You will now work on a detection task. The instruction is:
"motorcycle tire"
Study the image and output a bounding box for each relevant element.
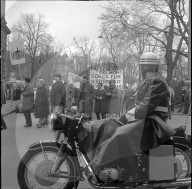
[174,143,191,179]
[17,146,79,189]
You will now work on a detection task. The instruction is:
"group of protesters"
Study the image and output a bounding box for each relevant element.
[9,73,136,128]
[2,71,190,130]
[49,74,136,122]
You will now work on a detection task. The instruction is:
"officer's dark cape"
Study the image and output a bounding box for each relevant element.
[78,116,176,169]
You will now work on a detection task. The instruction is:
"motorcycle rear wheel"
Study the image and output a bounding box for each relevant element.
[175,144,191,179]
[17,146,79,189]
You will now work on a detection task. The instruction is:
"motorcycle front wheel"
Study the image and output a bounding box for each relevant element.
[17,146,79,189]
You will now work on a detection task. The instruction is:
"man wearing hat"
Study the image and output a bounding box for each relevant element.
[50,73,66,113]
[21,78,34,127]
[96,52,175,181]
[77,75,94,120]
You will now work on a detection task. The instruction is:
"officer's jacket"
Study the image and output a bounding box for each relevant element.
[135,73,170,121]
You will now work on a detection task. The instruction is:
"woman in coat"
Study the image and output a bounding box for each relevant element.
[94,83,106,120]
[34,79,49,128]
[106,80,119,118]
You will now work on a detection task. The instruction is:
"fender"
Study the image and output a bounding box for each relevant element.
[173,136,191,149]
[27,140,75,156]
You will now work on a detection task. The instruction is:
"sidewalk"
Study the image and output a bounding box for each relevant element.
[1,100,16,116]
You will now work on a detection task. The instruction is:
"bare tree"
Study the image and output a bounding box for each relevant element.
[11,12,54,78]
[99,3,159,82]
[73,36,94,69]
[99,0,189,82]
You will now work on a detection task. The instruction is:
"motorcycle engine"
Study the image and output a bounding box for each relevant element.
[98,168,120,182]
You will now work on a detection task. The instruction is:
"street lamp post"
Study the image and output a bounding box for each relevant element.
[15,47,22,81]
[188,0,191,79]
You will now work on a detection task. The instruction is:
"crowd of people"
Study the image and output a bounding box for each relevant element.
[1,73,137,129]
[1,64,191,130]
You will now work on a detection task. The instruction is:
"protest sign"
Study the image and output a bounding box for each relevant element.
[90,69,124,89]
[9,39,25,65]
[68,72,83,89]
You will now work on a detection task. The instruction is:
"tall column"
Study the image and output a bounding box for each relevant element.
[188,0,191,79]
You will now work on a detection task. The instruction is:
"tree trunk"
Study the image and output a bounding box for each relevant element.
[30,57,35,79]
[166,64,174,82]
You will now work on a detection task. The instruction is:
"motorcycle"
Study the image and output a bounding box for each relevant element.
[17,110,191,189]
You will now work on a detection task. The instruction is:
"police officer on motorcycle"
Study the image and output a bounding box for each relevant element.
[118,52,173,181]
[120,51,170,123]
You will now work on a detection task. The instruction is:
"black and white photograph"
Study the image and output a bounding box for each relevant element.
[1,0,191,189]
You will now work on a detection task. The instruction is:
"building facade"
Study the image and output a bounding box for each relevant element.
[1,0,11,77]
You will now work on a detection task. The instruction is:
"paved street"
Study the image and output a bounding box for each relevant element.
[1,112,191,189]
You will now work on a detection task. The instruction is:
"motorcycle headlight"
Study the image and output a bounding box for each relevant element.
[71,106,78,115]
[48,114,57,132]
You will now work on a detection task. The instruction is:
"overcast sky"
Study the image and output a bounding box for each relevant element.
[5,1,107,48]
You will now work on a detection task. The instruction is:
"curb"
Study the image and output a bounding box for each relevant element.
[171,113,190,116]
[2,109,36,117]
[2,110,16,117]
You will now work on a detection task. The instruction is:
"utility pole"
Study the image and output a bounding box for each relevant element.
[189,0,191,79]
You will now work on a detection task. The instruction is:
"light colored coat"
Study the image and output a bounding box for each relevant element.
[22,83,34,110]
[65,83,75,110]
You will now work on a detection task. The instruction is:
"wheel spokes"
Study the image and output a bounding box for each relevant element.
[24,151,70,189]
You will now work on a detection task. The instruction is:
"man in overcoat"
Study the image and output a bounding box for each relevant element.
[77,75,94,120]
[94,83,106,120]
[65,80,75,111]
[21,78,34,127]
[117,52,174,180]
[50,74,66,114]
[123,52,170,122]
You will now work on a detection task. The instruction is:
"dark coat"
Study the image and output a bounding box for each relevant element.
[73,87,79,106]
[94,89,104,113]
[35,85,49,118]
[65,83,75,110]
[106,86,119,113]
[22,83,34,110]
[78,82,94,113]
[13,87,22,101]
[78,116,175,170]
[101,88,110,114]
[50,81,65,106]
[135,73,170,121]
[1,84,6,106]
[123,89,135,110]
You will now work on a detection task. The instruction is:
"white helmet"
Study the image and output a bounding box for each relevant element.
[139,52,160,65]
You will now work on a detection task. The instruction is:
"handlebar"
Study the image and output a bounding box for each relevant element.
[56,113,85,123]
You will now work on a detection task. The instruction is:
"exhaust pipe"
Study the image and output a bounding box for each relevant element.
[139,178,191,188]
[88,177,191,188]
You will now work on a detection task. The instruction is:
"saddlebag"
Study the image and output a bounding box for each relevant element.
[148,145,175,181]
